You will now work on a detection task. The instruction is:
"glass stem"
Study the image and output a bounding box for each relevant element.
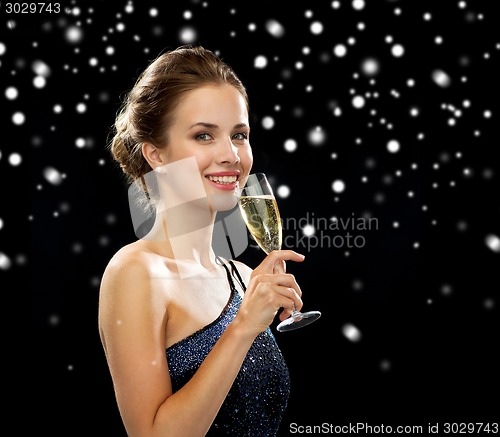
[290,305,302,319]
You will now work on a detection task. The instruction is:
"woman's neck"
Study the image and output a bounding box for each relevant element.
[142,208,218,270]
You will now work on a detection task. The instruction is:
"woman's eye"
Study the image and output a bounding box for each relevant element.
[233,132,248,141]
[196,133,212,141]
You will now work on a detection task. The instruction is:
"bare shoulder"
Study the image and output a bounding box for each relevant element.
[98,241,174,336]
[101,241,177,284]
[101,242,151,289]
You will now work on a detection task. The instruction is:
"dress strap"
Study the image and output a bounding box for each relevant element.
[228,260,247,292]
[215,255,247,293]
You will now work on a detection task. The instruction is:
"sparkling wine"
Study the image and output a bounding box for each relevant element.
[238,195,282,254]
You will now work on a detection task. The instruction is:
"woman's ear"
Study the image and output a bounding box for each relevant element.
[142,142,165,170]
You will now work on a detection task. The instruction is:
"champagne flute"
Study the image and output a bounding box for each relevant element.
[237,173,321,332]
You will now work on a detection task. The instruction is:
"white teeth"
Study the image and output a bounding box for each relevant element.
[207,175,237,183]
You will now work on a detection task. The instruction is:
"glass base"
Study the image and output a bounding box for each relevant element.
[276,310,322,332]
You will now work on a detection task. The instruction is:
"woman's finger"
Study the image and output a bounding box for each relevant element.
[275,287,303,319]
[274,259,286,274]
[257,250,305,274]
[255,273,303,298]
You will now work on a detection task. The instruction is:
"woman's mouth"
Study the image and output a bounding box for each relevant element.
[205,172,240,191]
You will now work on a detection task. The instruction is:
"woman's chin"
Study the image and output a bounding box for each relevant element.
[208,192,238,211]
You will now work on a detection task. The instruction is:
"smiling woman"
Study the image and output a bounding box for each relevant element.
[98,45,307,436]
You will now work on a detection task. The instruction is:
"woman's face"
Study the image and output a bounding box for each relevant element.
[159,84,253,200]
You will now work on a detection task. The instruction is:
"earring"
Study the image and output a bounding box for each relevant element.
[155,165,166,174]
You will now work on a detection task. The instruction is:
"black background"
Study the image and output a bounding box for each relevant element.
[2,0,498,434]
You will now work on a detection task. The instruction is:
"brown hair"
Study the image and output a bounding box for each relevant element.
[108,45,249,184]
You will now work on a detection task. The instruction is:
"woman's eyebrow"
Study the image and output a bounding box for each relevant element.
[188,122,250,130]
[188,122,219,130]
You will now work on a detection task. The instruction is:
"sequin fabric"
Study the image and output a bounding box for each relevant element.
[166,264,290,436]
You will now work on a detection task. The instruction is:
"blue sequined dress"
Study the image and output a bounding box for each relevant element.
[165,260,290,436]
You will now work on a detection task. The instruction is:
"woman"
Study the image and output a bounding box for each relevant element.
[98,45,305,436]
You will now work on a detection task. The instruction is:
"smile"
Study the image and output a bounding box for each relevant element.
[207,175,238,184]
[205,172,240,191]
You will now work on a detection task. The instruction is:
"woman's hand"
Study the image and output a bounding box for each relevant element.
[235,250,305,335]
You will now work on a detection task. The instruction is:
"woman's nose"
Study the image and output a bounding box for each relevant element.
[217,139,240,165]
